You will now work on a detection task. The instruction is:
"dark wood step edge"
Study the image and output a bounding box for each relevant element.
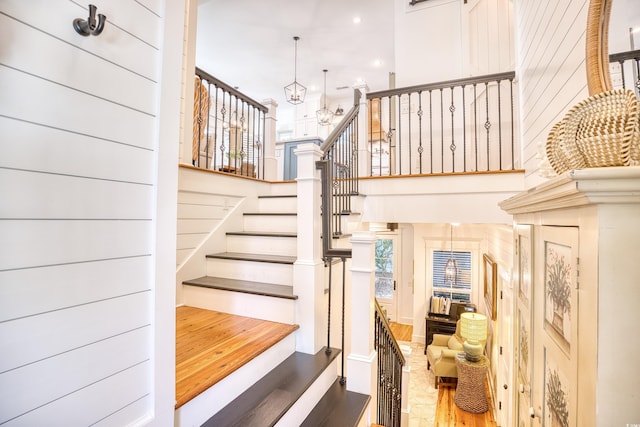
[258,194,296,199]
[226,231,297,238]
[202,347,341,427]
[300,378,371,427]
[183,276,297,300]
[206,252,296,264]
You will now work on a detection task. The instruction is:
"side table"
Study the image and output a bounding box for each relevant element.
[454,353,489,413]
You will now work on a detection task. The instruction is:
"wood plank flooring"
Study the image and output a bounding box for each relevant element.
[435,380,498,427]
[389,321,412,342]
[175,306,298,408]
[390,322,497,427]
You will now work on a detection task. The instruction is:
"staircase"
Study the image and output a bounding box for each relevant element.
[176,192,370,427]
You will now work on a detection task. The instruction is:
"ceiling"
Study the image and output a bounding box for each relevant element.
[195,0,396,111]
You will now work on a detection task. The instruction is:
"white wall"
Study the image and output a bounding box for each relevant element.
[394,0,463,87]
[514,0,590,188]
[0,0,181,424]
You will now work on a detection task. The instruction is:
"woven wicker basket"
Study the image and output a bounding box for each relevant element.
[546,89,640,174]
[571,89,639,168]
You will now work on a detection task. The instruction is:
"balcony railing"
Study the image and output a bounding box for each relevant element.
[193,67,268,178]
[609,49,640,96]
[366,72,517,176]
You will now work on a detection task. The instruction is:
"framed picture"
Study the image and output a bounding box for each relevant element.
[483,253,497,320]
[517,225,533,308]
[541,224,578,357]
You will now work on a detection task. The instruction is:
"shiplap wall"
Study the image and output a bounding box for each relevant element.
[515,0,589,187]
[0,0,167,424]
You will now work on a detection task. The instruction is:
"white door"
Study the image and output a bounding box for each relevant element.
[461,0,515,76]
[375,235,399,322]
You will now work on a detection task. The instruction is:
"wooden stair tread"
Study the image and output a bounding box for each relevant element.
[226,231,297,238]
[202,348,341,427]
[175,307,299,408]
[206,252,296,264]
[258,194,296,198]
[183,276,297,300]
[300,379,370,427]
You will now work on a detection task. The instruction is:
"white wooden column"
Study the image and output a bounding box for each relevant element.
[293,143,326,354]
[353,83,370,178]
[346,231,377,400]
[261,98,278,181]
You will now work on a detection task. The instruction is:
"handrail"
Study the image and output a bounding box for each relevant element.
[374,299,406,366]
[609,48,640,63]
[367,71,515,99]
[195,67,267,112]
[316,89,361,259]
[320,89,361,153]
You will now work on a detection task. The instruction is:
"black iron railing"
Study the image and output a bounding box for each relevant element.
[609,49,640,96]
[375,299,406,427]
[317,90,360,257]
[193,67,268,178]
[317,90,360,385]
[367,71,517,176]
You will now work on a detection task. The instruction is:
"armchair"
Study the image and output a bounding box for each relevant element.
[426,320,465,388]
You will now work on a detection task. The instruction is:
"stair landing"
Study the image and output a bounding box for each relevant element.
[175,306,299,408]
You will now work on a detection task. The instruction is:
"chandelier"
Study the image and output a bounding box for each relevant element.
[316,69,334,126]
[444,223,458,287]
[284,36,306,105]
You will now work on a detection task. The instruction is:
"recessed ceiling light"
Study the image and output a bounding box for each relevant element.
[373,59,383,67]
[353,16,361,24]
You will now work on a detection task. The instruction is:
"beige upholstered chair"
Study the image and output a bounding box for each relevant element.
[426,320,465,388]
[426,320,488,388]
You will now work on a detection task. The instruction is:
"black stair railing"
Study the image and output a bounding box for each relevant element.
[317,90,360,385]
[193,67,268,178]
[367,71,517,176]
[374,299,406,427]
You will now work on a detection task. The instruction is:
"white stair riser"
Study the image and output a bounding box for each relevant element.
[226,235,296,257]
[175,334,296,427]
[258,197,296,213]
[182,285,295,324]
[274,357,339,427]
[243,215,297,233]
[206,258,293,286]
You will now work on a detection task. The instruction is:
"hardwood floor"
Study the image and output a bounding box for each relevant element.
[390,322,497,427]
[175,306,298,408]
[435,381,498,427]
[389,321,412,342]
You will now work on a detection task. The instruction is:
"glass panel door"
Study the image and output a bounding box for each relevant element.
[375,237,397,322]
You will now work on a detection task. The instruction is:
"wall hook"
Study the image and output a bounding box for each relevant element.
[73,4,106,37]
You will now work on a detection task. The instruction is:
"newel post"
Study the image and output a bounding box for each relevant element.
[347,231,377,412]
[261,98,278,181]
[353,82,370,178]
[293,143,325,354]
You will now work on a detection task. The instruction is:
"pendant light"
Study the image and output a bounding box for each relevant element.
[444,223,458,290]
[316,69,334,126]
[284,36,306,105]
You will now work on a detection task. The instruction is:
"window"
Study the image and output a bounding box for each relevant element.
[432,250,472,303]
[375,238,394,299]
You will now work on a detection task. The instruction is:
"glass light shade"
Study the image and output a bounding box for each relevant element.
[284,81,306,105]
[444,257,458,284]
[460,312,487,362]
[316,107,334,126]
